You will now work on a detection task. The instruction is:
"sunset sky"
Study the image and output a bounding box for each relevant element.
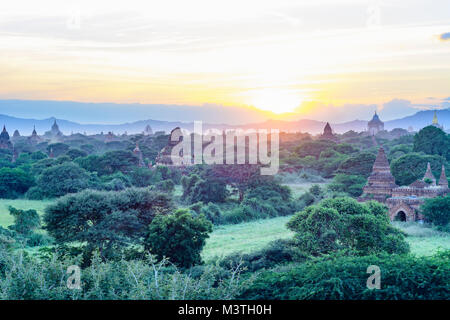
[0,0,449,123]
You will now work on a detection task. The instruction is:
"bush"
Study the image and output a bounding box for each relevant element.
[219,239,307,272]
[30,162,93,199]
[287,197,409,255]
[44,188,174,261]
[421,195,450,227]
[181,174,229,204]
[145,209,212,268]
[328,174,366,197]
[0,167,34,199]
[240,251,450,300]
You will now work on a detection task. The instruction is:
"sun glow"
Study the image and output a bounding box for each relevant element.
[247,89,303,114]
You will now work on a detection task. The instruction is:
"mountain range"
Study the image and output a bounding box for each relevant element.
[0,109,448,136]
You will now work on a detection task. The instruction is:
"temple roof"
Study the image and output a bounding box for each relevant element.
[439,165,448,187]
[409,179,427,188]
[372,147,390,170]
[368,112,384,126]
[323,122,332,134]
[422,162,436,185]
[0,125,10,141]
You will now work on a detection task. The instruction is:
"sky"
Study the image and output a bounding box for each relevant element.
[0,0,449,123]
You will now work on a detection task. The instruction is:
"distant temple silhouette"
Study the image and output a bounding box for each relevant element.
[320,122,337,141]
[367,111,384,135]
[431,110,444,130]
[0,126,13,150]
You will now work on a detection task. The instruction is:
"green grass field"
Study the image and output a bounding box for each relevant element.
[202,216,294,261]
[0,199,53,227]
[282,182,328,198]
[0,199,448,260]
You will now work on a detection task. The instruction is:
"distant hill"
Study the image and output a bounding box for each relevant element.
[384,109,450,132]
[0,109,448,136]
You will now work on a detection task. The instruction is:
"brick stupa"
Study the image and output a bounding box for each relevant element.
[360,147,397,202]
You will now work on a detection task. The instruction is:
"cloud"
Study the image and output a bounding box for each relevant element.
[440,32,450,41]
[379,99,420,120]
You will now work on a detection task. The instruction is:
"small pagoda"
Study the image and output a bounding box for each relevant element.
[320,122,337,141]
[359,147,397,203]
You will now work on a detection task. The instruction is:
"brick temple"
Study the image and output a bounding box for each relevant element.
[359,147,449,221]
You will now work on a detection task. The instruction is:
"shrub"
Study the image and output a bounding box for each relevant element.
[287,197,409,255]
[145,209,212,268]
[44,188,174,261]
[421,195,450,227]
[30,162,93,199]
[219,239,307,273]
[0,167,34,199]
[240,251,450,300]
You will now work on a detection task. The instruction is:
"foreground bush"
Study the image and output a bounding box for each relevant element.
[240,251,450,300]
[44,188,174,261]
[145,209,212,268]
[421,195,450,227]
[0,248,249,300]
[287,197,409,255]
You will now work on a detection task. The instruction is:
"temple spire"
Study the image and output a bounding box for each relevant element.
[422,162,436,185]
[439,165,448,187]
[433,110,438,125]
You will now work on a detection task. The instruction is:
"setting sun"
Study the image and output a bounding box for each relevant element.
[247,89,303,114]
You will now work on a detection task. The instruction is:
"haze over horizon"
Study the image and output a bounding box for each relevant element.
[0,0,449,123]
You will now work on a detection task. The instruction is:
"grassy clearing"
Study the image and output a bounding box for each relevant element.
[202,216,294,262]
[0,199,53,227]
[282,182,329,198]
[393,221,450,256]
[1,199,447,260]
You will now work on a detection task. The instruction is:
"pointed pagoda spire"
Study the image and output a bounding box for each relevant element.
[433,110,438,125]
[439,165,448,187]
[422,162,436,185]
[2,125,6,132]
[372,147,391,172]
[32,125,37,135]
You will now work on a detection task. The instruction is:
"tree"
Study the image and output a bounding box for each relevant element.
[145,209,212,268]
[44,188,173,260]
[46,143,70,157]
[209,164,259,201]
[287,197,409,255]
[0,167,34,198]
[29,162,93,199]
[421,195,450,226]
[414,126,450,160]
[296,140,336,159]
[336,152,376,177]
[391,153,445,185]
[181,174,229,204]
[66,149,88,160]
[8,206,40,235]
[328,174,366,197]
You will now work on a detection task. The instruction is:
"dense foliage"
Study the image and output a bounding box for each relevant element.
[240,251,450,300]
[145,209,212,268]
[44,188,174,260]
[421,195,450,227]
[287,197,409,255]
